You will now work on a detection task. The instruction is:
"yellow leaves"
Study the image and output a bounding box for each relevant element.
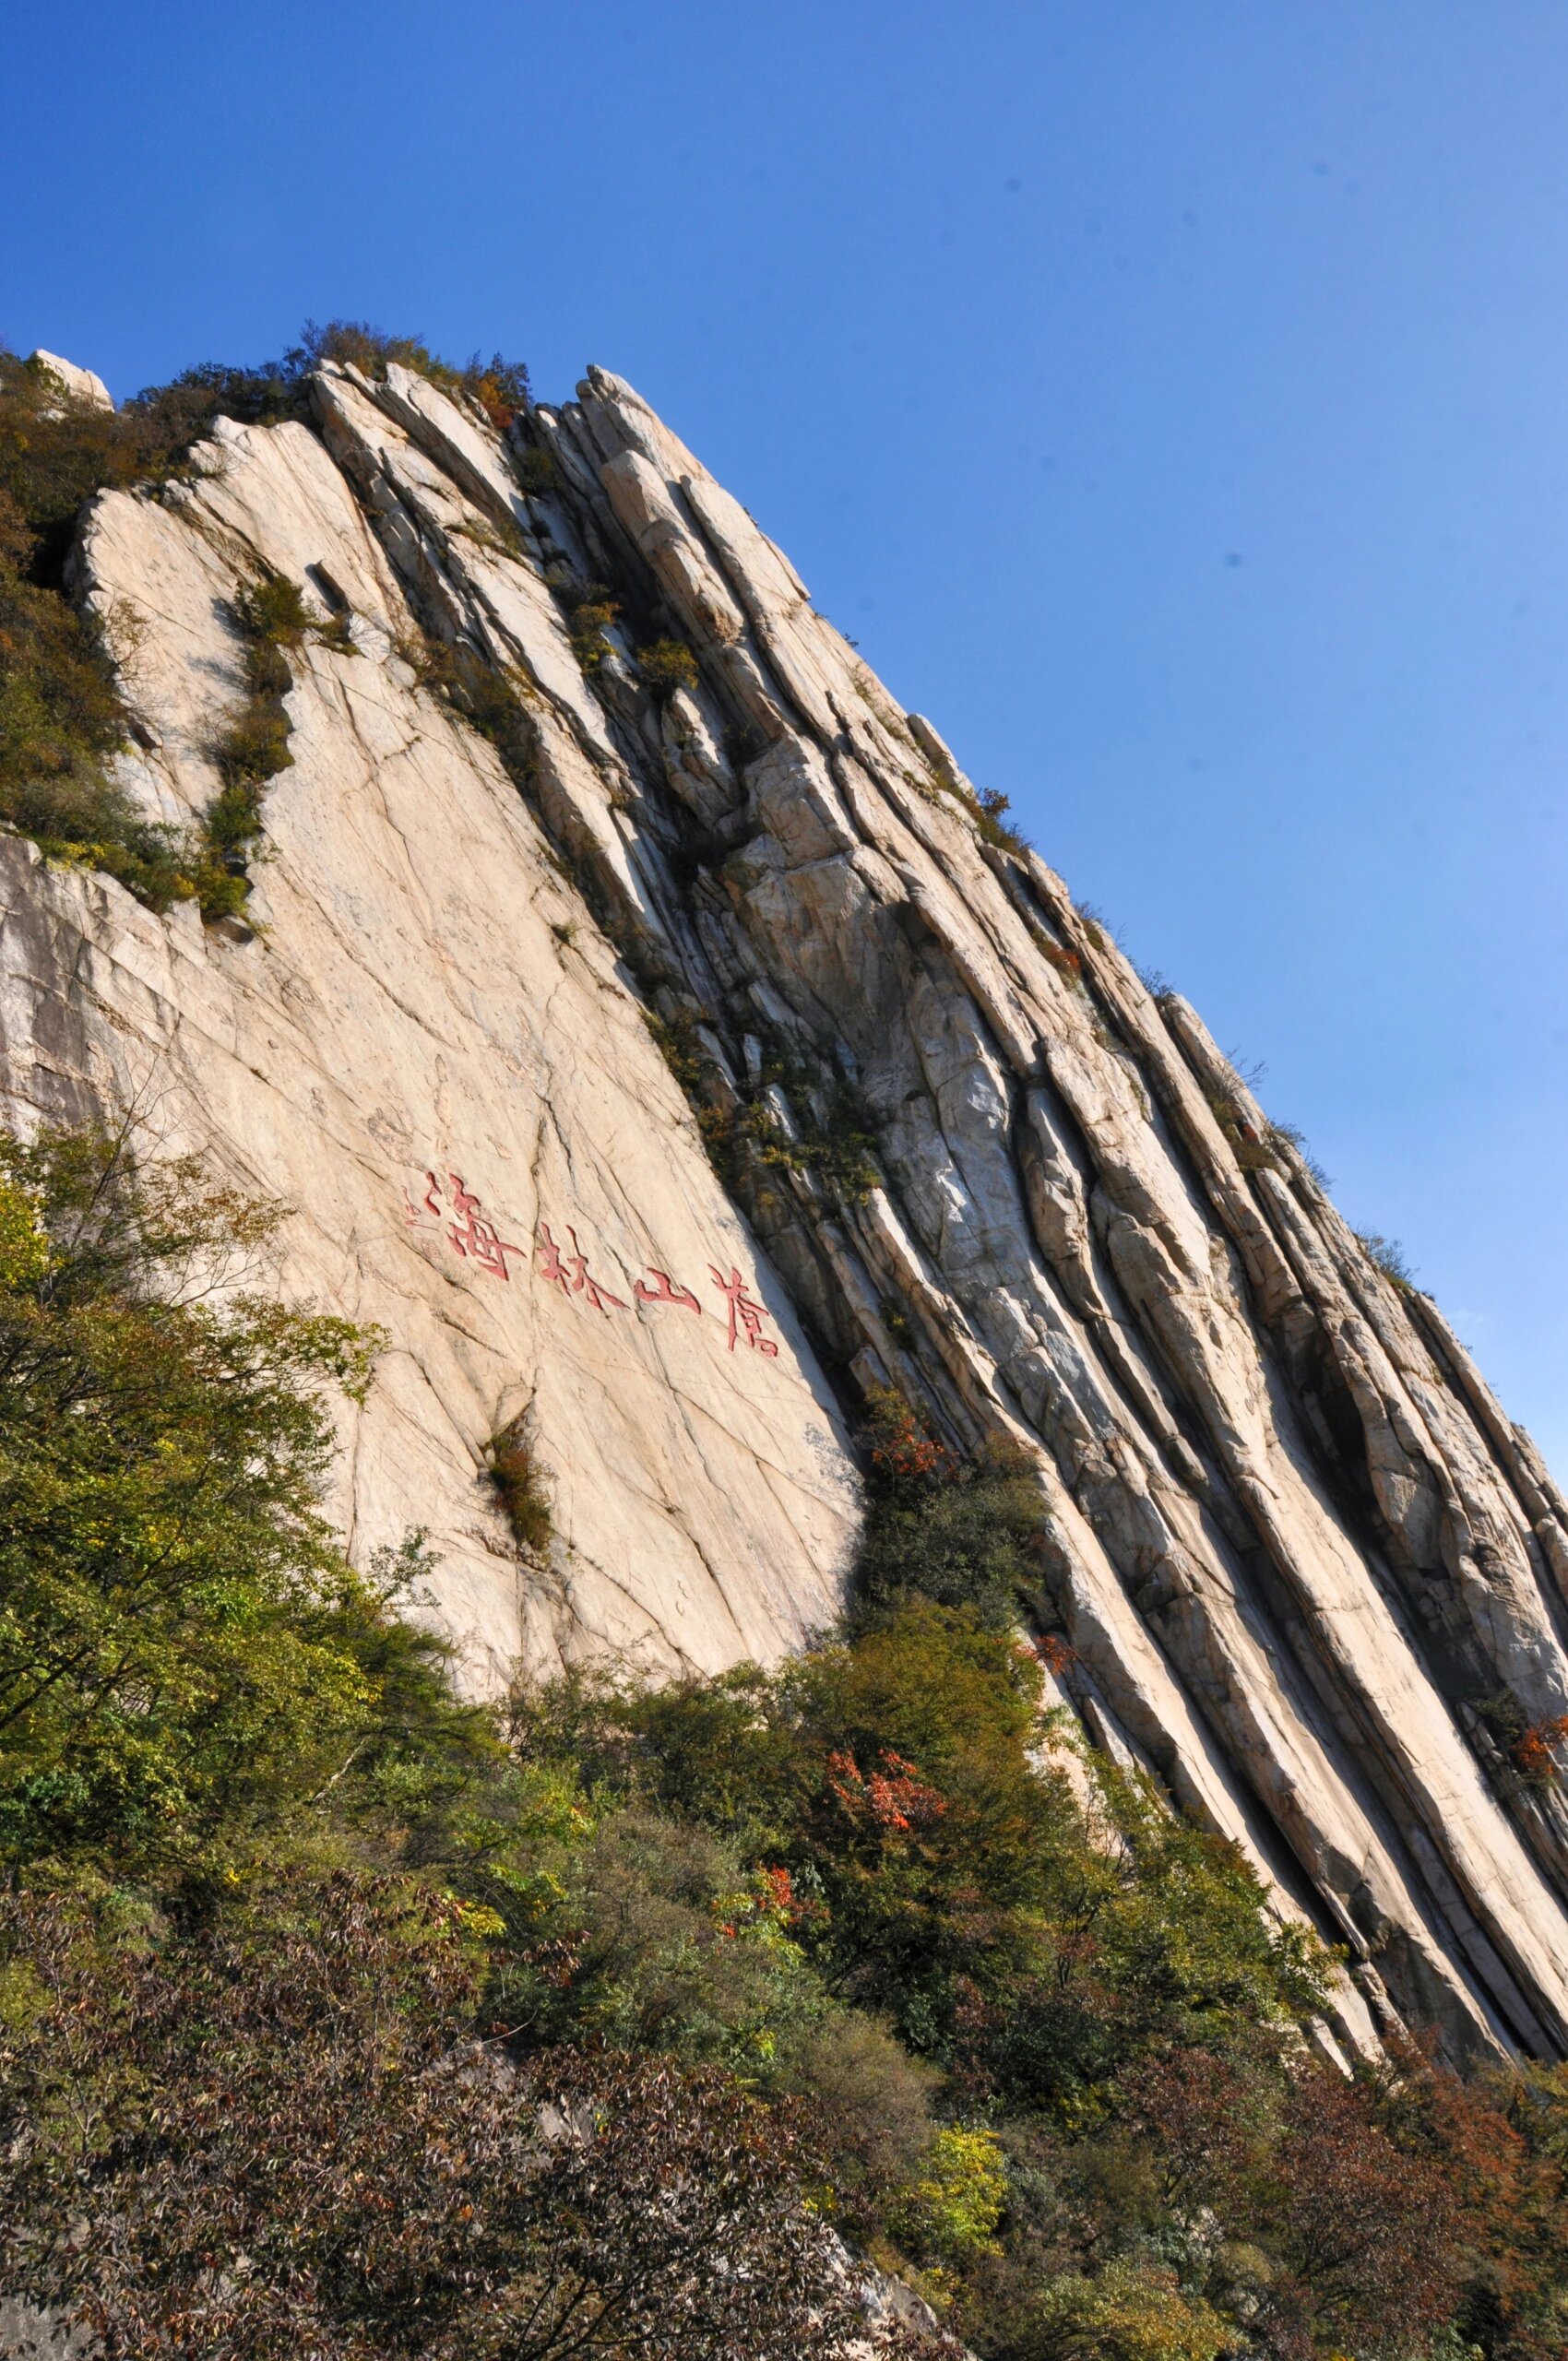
[452,1901,506,1940]
[0,1174,51,1292]
[891,2123,1007,2260]
[1027,2260,1231,2361]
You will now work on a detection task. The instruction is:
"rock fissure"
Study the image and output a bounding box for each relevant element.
[2,352,1565,2061]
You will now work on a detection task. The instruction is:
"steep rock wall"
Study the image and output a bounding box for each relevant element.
[0,401,856,1686]
[3,353,1567,2066]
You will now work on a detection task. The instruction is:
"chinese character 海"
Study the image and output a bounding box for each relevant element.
[537,1221,630,1313]
[445,1173,527,1282]
[708,1264,778,1356]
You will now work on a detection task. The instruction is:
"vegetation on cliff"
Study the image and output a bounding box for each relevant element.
[0,327,528,921]
[0,1125,1565,2358]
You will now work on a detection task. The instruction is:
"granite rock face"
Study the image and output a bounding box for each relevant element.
[4,354,1568,2066]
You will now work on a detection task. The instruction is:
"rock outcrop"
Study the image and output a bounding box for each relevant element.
[5,350,1568,2068]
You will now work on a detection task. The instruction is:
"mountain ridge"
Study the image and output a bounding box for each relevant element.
[3,338,1567,2071]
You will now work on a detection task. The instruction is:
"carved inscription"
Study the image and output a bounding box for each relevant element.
[401,1170,778,1358]
[708,1264,779,1357]
[404,1170,526,1280]
[537,1220,631,1313]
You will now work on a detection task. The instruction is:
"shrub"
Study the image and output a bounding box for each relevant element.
[855,1391,1046,1627]
[568,589,621,673]
[968,785,1030,855]
[1355,1229,1418,1292]
[0,1874,868,2361]
[486,1423,553,1559]
[637,636,700,698]
[1205,1089,1277,1171]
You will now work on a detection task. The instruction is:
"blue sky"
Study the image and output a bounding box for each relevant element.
[6,2,1567,1469]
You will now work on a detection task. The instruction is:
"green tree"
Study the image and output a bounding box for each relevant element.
[0,1121,475,1883]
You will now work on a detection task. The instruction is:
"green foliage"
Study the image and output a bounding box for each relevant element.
[0,1122,431,1883]
[637,635,700,697]
[1,1116,1565,2360]
[199,569,354,917]
[856,1391,1048,1626]
[892,2123,1008,2261]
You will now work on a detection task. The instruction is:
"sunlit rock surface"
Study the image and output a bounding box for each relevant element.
[4,352,1568,2065]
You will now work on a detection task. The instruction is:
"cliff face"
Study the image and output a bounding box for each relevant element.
[5,353,1568,2069]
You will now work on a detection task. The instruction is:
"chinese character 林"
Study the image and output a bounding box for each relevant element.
[537,1221,631,1313]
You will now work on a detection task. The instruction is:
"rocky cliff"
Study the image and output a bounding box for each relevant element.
[5,349,1568,2070]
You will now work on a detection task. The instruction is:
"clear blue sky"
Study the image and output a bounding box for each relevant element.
[6,3,1566,1471]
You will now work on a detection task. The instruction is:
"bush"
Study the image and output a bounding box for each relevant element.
[0,1874,866,2361]
[1355,1228,1418,1292]
[637,636,700,697]
[0,1122,446,1882]
[487,1423,553,1558]
[856,1391,1047,1626]
[568,588,621,672]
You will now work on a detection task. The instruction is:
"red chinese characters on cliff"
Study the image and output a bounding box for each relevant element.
[536,1221,630,1314]
[708,1264,779,1357]
[633,1267,702,1313]
[403,1170,779,1361]
[404,1171,526,1282]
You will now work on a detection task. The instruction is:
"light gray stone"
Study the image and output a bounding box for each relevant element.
[6,351,1567,2066]
[28,350,113,411]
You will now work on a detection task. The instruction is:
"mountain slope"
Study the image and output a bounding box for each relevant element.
[3,347,1567,2064]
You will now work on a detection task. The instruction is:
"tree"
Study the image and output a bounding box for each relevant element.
[0,1875,894,2360]
[0,1122,479,1882]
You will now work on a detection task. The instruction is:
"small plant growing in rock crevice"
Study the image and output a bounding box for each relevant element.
[486,1424,553,1560]
[637,637,700,700]
[1205,1089,1277,1173]
[953,782,1030,857]
[1355,1230,1418,1294]
[566,586,621,675]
